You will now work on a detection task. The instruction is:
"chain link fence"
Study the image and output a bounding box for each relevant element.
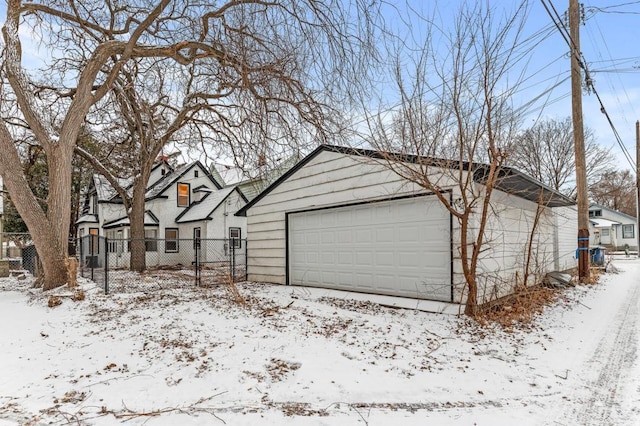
[78,237,247,293]
[0,232,39,275]
[77,234,108,290]
[1,233,245,293]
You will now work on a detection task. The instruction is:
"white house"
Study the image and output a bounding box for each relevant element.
[236,145,577,305]
[76,159,248,268]
[589,203,637,250]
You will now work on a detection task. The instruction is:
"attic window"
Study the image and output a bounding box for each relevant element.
[194,170,199,178]
[177,183,190,207]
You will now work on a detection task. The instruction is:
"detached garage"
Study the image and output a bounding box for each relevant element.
[236,145,577,305]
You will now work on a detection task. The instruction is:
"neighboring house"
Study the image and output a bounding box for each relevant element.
[588,203,637,250]
[211,156,299,201]
[76,159,248,268]
[236,145,577,305]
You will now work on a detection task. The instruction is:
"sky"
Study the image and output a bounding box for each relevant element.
[375,0,640,171]
[520,0,640,171]
[2,1,640,171]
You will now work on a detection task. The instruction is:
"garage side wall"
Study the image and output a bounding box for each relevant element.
[245,151,461,287]
[473,189,558,304]
[554,206,578,271]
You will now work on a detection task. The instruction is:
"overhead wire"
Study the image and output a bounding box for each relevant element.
[539,0,636,170]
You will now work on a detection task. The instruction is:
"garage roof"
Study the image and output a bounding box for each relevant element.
[236,145,576,216]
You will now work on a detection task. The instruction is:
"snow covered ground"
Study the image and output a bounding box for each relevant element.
[1,258,639,425]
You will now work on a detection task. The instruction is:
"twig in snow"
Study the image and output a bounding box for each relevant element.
[325,402,369,425]
[555,369,569,380]
[113,392,228,424]
[577,301,592,310]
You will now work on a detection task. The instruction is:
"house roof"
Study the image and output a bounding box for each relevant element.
[76,214,99,224]
[145,161,221,200]
[103,211,160,229]
[589,203,637,222]
[590,218,621,228]
[175,186,247,224]
[93,174,135,202]
[236,144,576,216]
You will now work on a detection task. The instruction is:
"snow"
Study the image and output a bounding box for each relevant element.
[1,258,640,425]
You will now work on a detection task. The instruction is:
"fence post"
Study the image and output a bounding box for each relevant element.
[230,240,235,283]
[104,236,109,295]
[194,239,200,287]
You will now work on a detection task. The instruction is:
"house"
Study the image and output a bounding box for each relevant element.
[588,203,637,250]
[76,159,248,268]
[236,145,577,305]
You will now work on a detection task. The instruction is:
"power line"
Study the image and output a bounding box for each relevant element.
[539,0,636,170]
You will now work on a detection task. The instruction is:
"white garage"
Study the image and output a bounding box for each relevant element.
[236,145,577,305]
[288,196,451,300]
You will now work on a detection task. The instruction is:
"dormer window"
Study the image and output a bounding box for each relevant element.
[177,183,190,207]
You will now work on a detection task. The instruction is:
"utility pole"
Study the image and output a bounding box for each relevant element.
[636,120,640,258]
[569,0,590,280]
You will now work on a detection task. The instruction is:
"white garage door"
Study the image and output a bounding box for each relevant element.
[288,196,451,301]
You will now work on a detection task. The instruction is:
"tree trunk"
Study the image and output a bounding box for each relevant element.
[129,179,148,272]
[129,161,155,272]
[0,128,70,289]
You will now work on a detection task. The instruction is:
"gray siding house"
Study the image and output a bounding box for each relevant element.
[237,145,577,305]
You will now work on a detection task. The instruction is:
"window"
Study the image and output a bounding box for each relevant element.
[623,224,634,239]
[89,228,99,254]
[92,195,98,215]
[177,183,190,207]
[194,170,199,178]
[107,230,126,253]
[165,228,179,252]
[145,229,158,252]
[229,227,241,249]
[601,228,610,237]
[193,227,201,249]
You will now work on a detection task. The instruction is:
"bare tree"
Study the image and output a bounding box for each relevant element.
[590,169,636,216]
[364,2,538,316]
[508,117,615,197]
[0,0,381,288]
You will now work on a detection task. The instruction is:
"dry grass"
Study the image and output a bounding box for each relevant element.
[476,266,605,328]
[477,285,559,328]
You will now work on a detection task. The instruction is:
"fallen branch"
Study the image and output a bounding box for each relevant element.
[112,392,228,423]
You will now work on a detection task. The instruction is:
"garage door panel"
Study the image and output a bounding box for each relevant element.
[289,196,452,301]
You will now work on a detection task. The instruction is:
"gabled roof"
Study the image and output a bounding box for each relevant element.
[145,161,221,200]
[92,174,134,202]
[236,144,576,216]
[103,210,160,229]
[175,186,248,224]
[589,203,636,222]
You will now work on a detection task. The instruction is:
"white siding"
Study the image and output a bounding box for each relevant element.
[246,150,461,287]
[474,190,552,302]
[554,206,578,271]
[245,149,575,306]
